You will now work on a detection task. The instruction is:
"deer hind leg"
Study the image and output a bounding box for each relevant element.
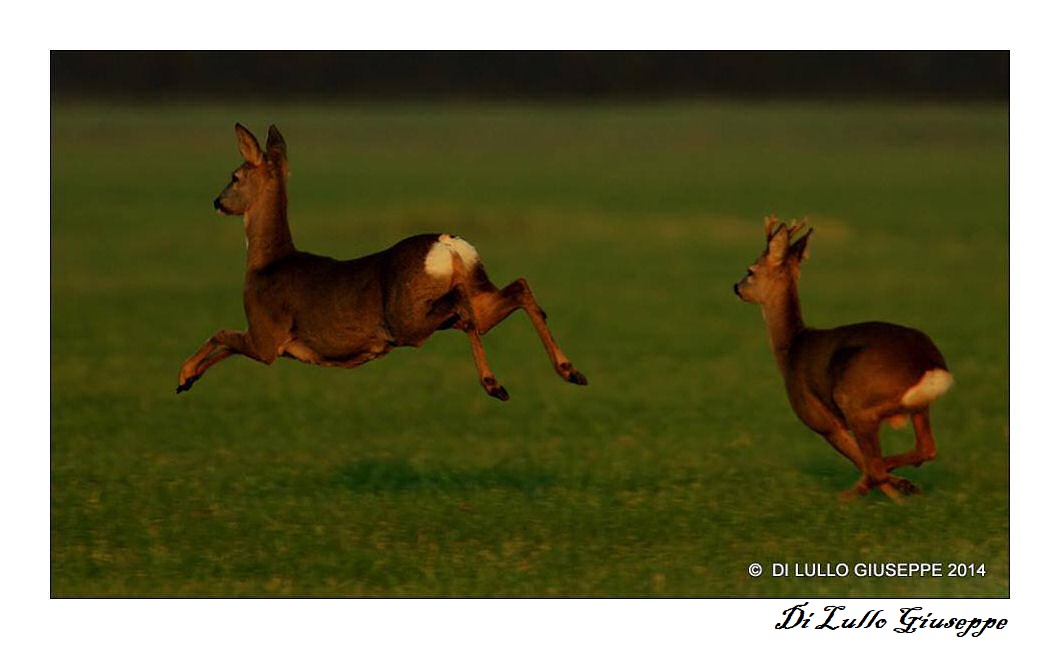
[428,284,509,401]
[884,410,937,471]
[177,329,264,393]
[468,278,588,386]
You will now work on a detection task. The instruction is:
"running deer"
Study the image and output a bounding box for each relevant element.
[176,124,588,400]
[733,217,953,500]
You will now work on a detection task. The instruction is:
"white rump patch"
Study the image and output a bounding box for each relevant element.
[423,242,453,278]
[423,234,480,278]
[440,233,480,267]
[900,369,954,408]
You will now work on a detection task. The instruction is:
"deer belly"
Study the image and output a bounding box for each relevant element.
[286,319,393,362]
[280,335,393,366]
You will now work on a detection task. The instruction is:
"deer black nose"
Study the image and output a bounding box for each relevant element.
[213,197,222,210]
[733,282,741,297]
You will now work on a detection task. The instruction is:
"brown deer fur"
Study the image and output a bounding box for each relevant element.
[734,217,952,500]
[177,124,588,400]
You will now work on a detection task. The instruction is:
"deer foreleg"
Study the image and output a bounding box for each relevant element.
[821,428,865,472]
[847,417,920,501]
[177,329,263,393]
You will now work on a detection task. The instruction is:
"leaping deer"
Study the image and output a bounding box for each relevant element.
[734,217,952,500]
[177,124,588,400]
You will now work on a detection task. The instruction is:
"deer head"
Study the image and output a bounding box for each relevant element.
[733,216,813,304]
[213,123,289,216]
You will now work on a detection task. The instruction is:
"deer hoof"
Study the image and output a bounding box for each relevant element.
[839,489,861,502]
[887,476,921,496]
[559,363,589,386]
[482,376,509,401]
[567,369,588,385]
[840,477,873,501]
[877,482,906,502]
[176,375,198,394]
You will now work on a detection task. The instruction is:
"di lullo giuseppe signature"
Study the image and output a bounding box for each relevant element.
[776,603,1007,637]
[771,562,986,578]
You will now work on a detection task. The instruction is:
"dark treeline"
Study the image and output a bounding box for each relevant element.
[51,51,1008,102]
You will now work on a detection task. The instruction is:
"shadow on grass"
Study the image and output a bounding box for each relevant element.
[333,458,559,496]
[803,454,955,498]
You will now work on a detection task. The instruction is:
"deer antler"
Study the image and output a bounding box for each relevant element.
[788,218,809,238]
[764,214,781,240]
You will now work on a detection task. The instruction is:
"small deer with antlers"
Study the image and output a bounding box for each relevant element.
[177,124,588,400]
[734,217,952,500]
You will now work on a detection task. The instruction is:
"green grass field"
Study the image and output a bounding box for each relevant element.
[51,100,1008,596]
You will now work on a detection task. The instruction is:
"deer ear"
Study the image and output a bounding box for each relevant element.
[766,225,789,264]
[789,228,813,263]
[266,124,287,159]
[235,123,263,165]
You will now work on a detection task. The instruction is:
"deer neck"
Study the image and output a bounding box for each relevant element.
[243,183,296,271]
[760,282,806,371]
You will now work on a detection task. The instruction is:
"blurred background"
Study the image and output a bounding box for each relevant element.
[52,51,1007,101]
[51,52,1008,597]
